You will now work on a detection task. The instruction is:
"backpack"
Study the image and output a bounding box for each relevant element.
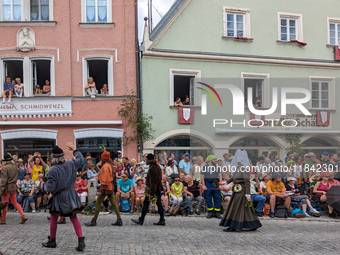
[168,204,180,216]
[179,204,189,216]
[120,198,131,212]
[274,205,289,218]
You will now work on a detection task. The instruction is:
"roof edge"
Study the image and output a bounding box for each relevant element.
[149,0,189,42]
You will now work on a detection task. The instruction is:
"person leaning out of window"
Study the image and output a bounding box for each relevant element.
[85,77,98,98]
[174,97,183,107]
[14,78,24,97]
[42,80,51,94]
[182,95,190,105]
[34,85,42,95]
[100,83,109,94]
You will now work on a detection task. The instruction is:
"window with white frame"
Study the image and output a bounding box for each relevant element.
[329,22,340,45]
[226,13,245,37]
[30,0,49,21]
[223,7,250,38]
[242,73,269,109]
[83,56,113,96]
[173,74,195,106]
[278,13,303,42]
[1,57,54,97]
[86,0,108,22]
[32,59,52,95]
[280,18,297,41]
[243,78,264,108]
[170,69,200,107]
[311,80,330,109]
[2,0,21,21]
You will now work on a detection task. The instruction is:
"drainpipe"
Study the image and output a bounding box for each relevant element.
[135,0,142,159]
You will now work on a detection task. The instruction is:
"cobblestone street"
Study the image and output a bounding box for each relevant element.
[1,212,340,255]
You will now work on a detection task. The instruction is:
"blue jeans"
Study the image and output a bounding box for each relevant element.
[17,194,35,204]
[251,194,266,213]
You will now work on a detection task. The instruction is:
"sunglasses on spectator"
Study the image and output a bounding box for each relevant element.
[175,179,180,182]
[122,176,127,178]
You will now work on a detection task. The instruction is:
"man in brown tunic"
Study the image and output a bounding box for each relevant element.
[0,154,27,224]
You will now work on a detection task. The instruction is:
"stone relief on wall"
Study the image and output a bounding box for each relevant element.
[16,27,35,52]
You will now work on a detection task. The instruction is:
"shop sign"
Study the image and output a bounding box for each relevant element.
[0,98,72,116]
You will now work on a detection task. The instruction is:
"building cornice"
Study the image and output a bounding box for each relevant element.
[143,49,340,69]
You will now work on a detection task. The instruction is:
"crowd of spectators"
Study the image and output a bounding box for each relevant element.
[2,149,340,220]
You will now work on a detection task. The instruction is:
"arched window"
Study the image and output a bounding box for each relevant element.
[230,137,276,147]
[303,137,338,147]
[155,135,211,163]
[156,135,208,148]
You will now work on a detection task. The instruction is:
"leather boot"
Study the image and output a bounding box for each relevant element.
[84,220,97,226]
[42,236,57,248]
[206,211,213,219]
[20,215,28,224]
[76,237,86,251]
[153,220,165,226]
[111,218,123,226]
[214,210,222,219]
[131,218,143,225]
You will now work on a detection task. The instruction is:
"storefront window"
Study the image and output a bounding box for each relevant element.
[76,137,121,162]
[4,138,55,160]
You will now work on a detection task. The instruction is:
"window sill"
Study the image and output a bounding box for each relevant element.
[79,23,115,28]
[222,36,253,42]
[73,96,127,101]
[276,40,307,46]
[33,94,52,97]
[170,106,201,109]
[326,44,339,48]
[0,21,56,26]
[309,109,335,112]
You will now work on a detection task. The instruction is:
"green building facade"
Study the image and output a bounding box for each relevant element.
[141,0,340,160]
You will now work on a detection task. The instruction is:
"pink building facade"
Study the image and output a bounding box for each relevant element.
[0,0,138,160]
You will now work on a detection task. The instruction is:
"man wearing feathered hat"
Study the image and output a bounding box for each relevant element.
[0,153,28,224]
[85,149,122,227]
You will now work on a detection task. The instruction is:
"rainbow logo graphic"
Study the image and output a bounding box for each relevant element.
[196,82,223,106]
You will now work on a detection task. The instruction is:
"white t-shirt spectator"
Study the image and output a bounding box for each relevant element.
[260,181,267,189]
[221,181,233,196]
[293,165,301,178]
[255,162,263,173]
[165,165,178,177]
[223,160,230,167]
[35,180,43,192]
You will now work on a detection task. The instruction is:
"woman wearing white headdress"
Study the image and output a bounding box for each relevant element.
[219,149,262,232]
